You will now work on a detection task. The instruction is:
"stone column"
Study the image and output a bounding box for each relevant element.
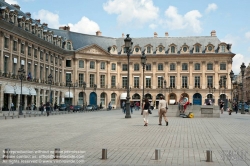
[177,62,181,89]
[96,60,100,88]
[85,59,89,87]
[107,61,110,88]
[202,61,206,89]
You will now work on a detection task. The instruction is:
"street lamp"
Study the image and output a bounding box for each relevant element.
[141,52,147,102]
[66,78,72,111]
[209,86,216,105]
[18,68,25,115]
[240,62,246,114]
[82,82,86,109]
[229,70,234,101]
[124,34,133,118]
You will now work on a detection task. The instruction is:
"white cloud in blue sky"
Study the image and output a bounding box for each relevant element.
[205,3,218,13]
[5,0,18,4]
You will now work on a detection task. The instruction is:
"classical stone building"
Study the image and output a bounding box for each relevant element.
[0,1,235,111]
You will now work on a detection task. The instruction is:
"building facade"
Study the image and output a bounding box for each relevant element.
[0,1,235,111]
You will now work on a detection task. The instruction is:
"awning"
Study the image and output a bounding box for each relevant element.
[65,92,73,98]
[4,85,15,94]
[120,93,127,100]
[169,99,176,104]
[29,88,37,95]
[15,86,29,95]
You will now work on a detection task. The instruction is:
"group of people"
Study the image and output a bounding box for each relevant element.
[121,101,140,114]
[141,96,168,126]
[220,99,249,115]
[39,102,55,116]
[178,95,189,114]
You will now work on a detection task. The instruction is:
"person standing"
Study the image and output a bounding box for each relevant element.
[46,102,50,116]
[158,96,168,126]
[122,101,126,114]
[228,99,232,115]
[142,98,150,126]
[220,100,224,114]
[10,102,14,111]
[130,101,134,114]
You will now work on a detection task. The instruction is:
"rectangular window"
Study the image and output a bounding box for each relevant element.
[59,72,62,82]
[123,47,128,53]
[78,74,84,87]
[45,68,48,80]
[195,46,200,53]
[34,49,37,58]
[66,73,71,86]
[90,61,95,69]
[207,76,213,88]
[134,64,139,71]
[220,63,226,70]
[134,77,139,88]
[100,62,105,70]
[170,76,175,88]
[220,76,227,88]
[13,41,17,51]
[40,67,43,79]
[158,64,163,70]
[46,54,49,62]
[4,37,9,49]
[21,43,24,54]
[90,74,95,87]
[12,61,16,75]
[28,63,31,73]
[55,71,57,82]
[194,76,200,88]
[51,55,53,63]
[66,60,71,67]
[111,63,116,70]
[40,51,43,60]
[100,75,105,88]
[147,46,151,53]
[28,47,31,56]
[122,64,128,71]
[207,63,213,70]
[182,76,188,88]
[146,77,151,88]
[111,76,116,88]
[221,45,225,52]
[146,64,151,71]
[157,77,164,88]
[122,77,127,88]
[4,57,8,73]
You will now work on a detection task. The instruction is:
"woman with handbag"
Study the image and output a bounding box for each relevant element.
[141,98,150,126]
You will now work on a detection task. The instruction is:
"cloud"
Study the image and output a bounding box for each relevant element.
[205,3,218,13]
[163,6,202,33]
[245,32,250,39]
[221,34,240,46]
[149,24,157,29]
[33,9,60,29]
[5,0,18,4]
[68,17,100,35]
[103,0,159,28]
[33,9,99,35]
[233,54,250,74]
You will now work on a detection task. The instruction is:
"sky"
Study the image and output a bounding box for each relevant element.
[4,0,250,74]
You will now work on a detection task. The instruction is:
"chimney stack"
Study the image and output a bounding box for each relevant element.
[122,33,125,38]
[96,30,102,36]
[35,19,40,23]
[42,23,48,27]
[154,32,158,38]
[25,12,31,18]
[11,4,20,10]
[59,26,70,31]
[165,32,169,37]
[211,30,216,37]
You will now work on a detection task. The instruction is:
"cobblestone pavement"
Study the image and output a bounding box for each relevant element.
[0,109,249,166]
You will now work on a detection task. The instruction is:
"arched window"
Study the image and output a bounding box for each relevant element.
[158,63,163,70]
[134,63,139,71]
[182,63,188,70]
[111,93,116,105]
[194,63,200,70]
[170,63,175,71]
[79,60,84,68]
[90,61,95,69]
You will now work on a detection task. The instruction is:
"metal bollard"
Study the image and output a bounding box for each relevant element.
[102,148,107,159]
[54,148,60,159]
[155,149,161,160]
[4,148,10,159]
[206,150,212,162]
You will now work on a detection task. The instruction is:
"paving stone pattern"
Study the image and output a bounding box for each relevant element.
[0,109,249,166]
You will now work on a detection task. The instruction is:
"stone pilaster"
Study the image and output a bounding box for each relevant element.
[202,61,206,89]
[177,62,181,89]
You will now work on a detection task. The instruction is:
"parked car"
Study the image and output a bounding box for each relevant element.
[59,104,67,111]
[73,105,83,112]
[238,103,249,112]
[92,105,100,110]
[86,105,93,111]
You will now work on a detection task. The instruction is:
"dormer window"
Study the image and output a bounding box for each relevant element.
[206,44,214,52]
[135,47,139,53]
[195,46,200,52]
[170,46,175,53]
[193,43,202,53]
[147,46,151,53]
[67,42,72,50]
[123,47,128,53]
[183,47,187,52]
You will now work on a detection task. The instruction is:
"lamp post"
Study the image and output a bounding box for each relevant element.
[66,78,72,111]
[229,70,234,102]
[82,82,86,110]
[141,52,147,102]
[209,86,216,105]
[240,63,246,114]
[124,34,133,118]
[18,68,25,115]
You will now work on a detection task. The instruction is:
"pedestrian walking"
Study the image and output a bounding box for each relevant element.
[158,96,168,126]
[228,99,233,115]
[135,101,140,111]
[220,100,224,114]
[130,101,134,114]
[234,101,238,114]
[10,102,14,111]
[142,98,150,126]
[46,102,50,116]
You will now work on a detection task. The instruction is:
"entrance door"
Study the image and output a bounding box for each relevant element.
[89,92,97,105]
[193,93,202,105]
